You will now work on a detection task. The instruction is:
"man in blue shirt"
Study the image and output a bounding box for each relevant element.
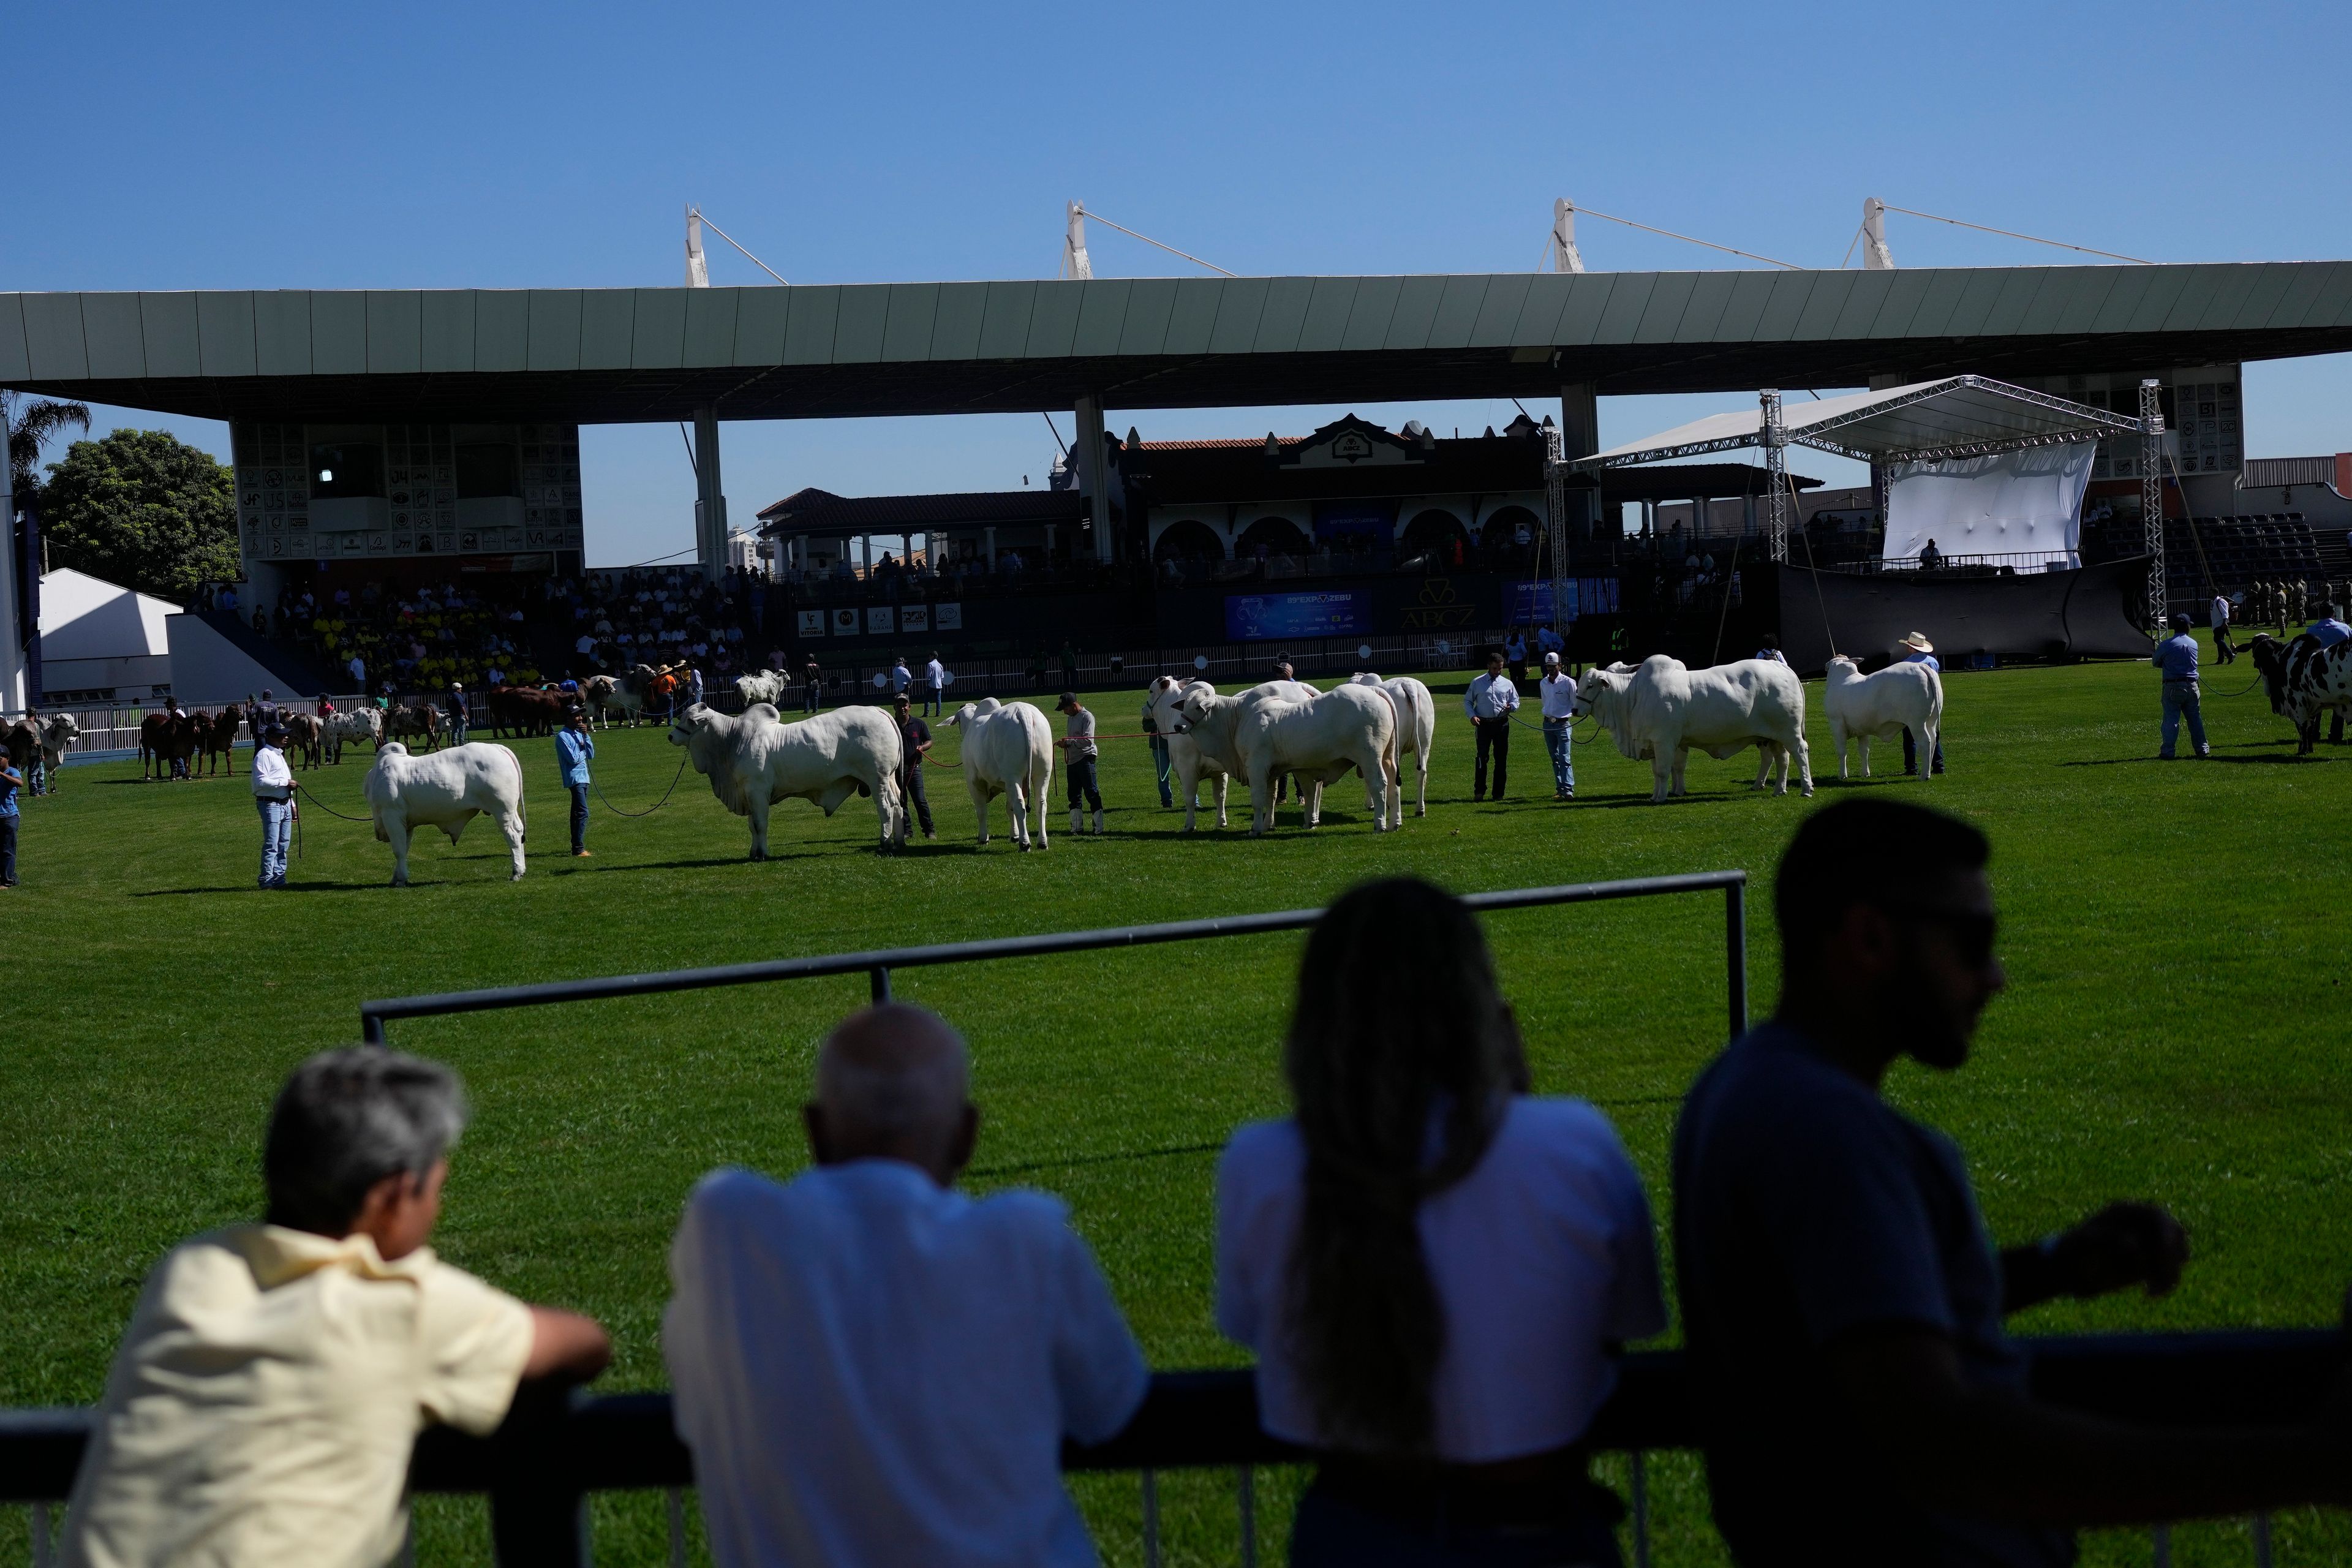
[1896,633,1945,775]
[0,749,20,887]
[2152,612,2209,760]
[2302,602,2350,743]
[1461,651,1520,801]
[556,709,595,859]
[1675,800,2350,1567]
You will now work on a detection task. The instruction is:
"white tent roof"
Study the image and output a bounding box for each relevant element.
[39,568,176,662]
[1575,375,2145,470]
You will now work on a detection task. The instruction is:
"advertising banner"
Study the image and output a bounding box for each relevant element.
[1313,499,1396,543]
[797,609,826,638]
[899,604,930,635]
[1508,577,1621,622]
[830,607,860,636]
[1224,590,1369,642]
[867,606,896,636]
[933,602,963,631]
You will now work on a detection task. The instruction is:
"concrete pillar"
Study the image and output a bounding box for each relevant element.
[0,443,20,713]
[1044,524,1057,560]
[693,407,726,578]
[1558,382,1599,538]
[984,525,998,569]
[1076,396,1112,562]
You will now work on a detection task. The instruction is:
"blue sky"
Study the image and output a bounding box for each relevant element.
[9,0,2350,565]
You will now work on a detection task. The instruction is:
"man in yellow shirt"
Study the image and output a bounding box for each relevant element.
[62,1049,611,1568]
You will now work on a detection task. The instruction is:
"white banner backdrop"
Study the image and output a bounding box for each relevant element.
[1883,443,2096,571]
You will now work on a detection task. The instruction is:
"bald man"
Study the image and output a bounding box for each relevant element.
[664,1005,1148,1568]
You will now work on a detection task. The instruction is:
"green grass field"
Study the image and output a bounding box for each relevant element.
[5,644,2348,1566]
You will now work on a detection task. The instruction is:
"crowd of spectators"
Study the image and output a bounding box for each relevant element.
[50,800,2352,1568]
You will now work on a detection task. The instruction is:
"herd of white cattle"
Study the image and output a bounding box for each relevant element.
[343,653,1944,883]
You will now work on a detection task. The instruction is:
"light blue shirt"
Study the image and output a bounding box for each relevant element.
[0,766,18,818]
[1902,650,1942,673]
[1463,672,1521,720]
[2303,617,2351,649]
[2152,633,2199,682]
[554,727,595,786]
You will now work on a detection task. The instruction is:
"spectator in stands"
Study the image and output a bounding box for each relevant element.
[1463,651,1519,801]
[2153,613,2211,760]
[1536,622,1564,666]
[1673,799,2352,1566]
[1218,877,1662,1566]
[2210,592,2236,663]
[347,652,365,690]
[1896,633,1945,776]
[62,1049,610,1568]
[1503,628,1529,682]
[665,1003,1146,1568]
[2303,602,2349,743]
[1918,538,1944,571]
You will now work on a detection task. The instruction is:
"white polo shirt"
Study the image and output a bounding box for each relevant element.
[666,1162,1148,1568]
[1217,1097,1665,1461]
[1539,669,1580,720]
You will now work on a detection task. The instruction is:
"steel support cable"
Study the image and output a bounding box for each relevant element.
[1563,206,1803,270]
[694,213,790,284]
[1877,205,2154,265]
[1069,206,1238,277]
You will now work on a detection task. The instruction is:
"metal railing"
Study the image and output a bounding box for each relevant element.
[6,1332,2338,1567]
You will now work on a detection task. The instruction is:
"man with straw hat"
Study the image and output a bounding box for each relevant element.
[1896,633,1946,777]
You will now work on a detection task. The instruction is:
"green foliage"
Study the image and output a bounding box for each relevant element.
[4,392,92,500]
[36,428,238,603]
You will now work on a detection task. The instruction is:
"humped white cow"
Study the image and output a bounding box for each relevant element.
[1821,655,1943,779]
[668,702,903,858]
[735,669,793,707]
[1147,676,1317,831]
[1349,672,1435,819]
[1184,680,1397,835]
[29,712,82,786]
[322,706,382,764]
[362,741,527,886]
[942,698,1054,850]
[1572,655,1812,803]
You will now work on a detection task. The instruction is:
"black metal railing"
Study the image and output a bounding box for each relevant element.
[5,1332,2339,1567]
[356,869,1752,1047]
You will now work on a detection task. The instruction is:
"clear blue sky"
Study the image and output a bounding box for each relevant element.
[10,0,2350,565]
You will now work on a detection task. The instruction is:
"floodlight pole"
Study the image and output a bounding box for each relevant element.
[1543,417,1569,634]
[1760,390,1790,562]
[2140,379,2166,630]
[685,205,709,288]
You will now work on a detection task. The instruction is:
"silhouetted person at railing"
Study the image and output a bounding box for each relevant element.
[1919,538,1943,572]
[665,1003,1147,1568]
[61,1049,611,1568]
[1673,799,2352,1568]
[1217,878,1665,1567]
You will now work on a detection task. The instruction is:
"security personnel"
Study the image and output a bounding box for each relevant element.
[252,723,295,889]
[2152,612,2210,760]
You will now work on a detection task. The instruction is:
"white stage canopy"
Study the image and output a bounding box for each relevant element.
[1882,445,2097,571]
[1573,375,2144,470]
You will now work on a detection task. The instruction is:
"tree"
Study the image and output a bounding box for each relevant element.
[5,391,91,505]
[37,428,239,605]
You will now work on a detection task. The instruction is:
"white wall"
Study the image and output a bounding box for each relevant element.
[164,613,318,704]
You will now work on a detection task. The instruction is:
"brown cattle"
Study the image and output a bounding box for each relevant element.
[386,701,443,751]
[489,685,565,738]
[285,712,325,769]
[195,703,247,777]
[140,711,200,781]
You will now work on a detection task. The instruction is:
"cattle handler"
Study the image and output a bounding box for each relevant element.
[556,709,595,858]
[252,723,294,889]
[1055,692,1104,835]
[2153,613,2211,760]
[891,692,937,840]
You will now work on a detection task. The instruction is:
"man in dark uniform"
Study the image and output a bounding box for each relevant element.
[891,693,935,840]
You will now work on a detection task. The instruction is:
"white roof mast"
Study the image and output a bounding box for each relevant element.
[685,205,710,287]
[1547,198,1587,273]
[1863,197,1896,270]
[1061,201,1093,280]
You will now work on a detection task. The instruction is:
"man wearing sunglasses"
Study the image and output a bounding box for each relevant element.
[1673,799,2350,1567]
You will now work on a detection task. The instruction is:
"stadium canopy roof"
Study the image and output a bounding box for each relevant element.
[4,261,2351,424]
[1574,375,2146,469]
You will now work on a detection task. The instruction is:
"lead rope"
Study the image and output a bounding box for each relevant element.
[592,751,692,817]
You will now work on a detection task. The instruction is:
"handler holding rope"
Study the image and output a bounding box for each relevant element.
[252,724,294,890]
[556,708,595,858]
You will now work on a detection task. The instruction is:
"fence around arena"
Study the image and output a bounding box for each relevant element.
[4,875,2338,1565]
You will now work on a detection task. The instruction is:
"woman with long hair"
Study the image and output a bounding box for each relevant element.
[1218,877,1664,1566]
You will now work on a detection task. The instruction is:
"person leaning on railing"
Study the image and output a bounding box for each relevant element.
[1672,799,2352,1568]
[59,1049,611,1568]
[1216,877,1665,1567]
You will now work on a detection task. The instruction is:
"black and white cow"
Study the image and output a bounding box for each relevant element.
[2246,633,2352,754]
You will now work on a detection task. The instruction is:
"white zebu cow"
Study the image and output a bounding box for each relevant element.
[1822,655,1943,778]
[586,665,658,728]
[1573,656,1812,803]
[1190,681,1396,835]
[1147,676,1316,831]
[322,706,382,764]
[362,741,527,886]
[668,702,903,858]
[32,713,81,787]
[735,669,793,707]
[943,698,1054,850]
[1349,673,1434,819]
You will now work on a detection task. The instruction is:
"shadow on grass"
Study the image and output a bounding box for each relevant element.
[135,880,374,897]
[2060,752,2329,768]
[970,1140,1224,1180]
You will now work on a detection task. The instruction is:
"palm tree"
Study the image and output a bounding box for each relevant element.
[5,391,93,503]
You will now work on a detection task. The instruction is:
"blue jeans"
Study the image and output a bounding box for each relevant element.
[2161,682,2207,758]
[1544,717,1575,795]
[570,783,590,853]
[1149,736,1173,805]
[256,797,291,886]
[0,815,17,884]
[1291,1483,1621,1568]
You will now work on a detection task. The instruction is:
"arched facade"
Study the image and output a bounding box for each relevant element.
[1399,508,1470,564]
[1234,515,1310,558]
[1152,518,1226,561]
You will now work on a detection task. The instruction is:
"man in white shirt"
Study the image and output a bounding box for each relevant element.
[666,1004,1148,1568]
[1462,652,1521,801]
[1539,653,1578,801]
[2209,593,2236,664]
[890,655,912,696]
[251,724,295,890]
[923,652,949,717]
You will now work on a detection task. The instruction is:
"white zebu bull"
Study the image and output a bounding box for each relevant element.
[2247,632,2352,753]
[586,665,658,728]
[1822,655,1943,778]
[1189,681,1396,835]
[322,706,382,764]
[362,741,527,886]
[30,712,81,790]
[1148,676,1317,831]
[1574,656,1812,802]
[735,669,793,707]
[943,698,1055,849]
[668,702,904,858]
[1350,673,1434,818]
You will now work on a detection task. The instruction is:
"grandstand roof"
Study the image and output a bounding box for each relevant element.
[6,261,2351,424]
[756,486,1084,536]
